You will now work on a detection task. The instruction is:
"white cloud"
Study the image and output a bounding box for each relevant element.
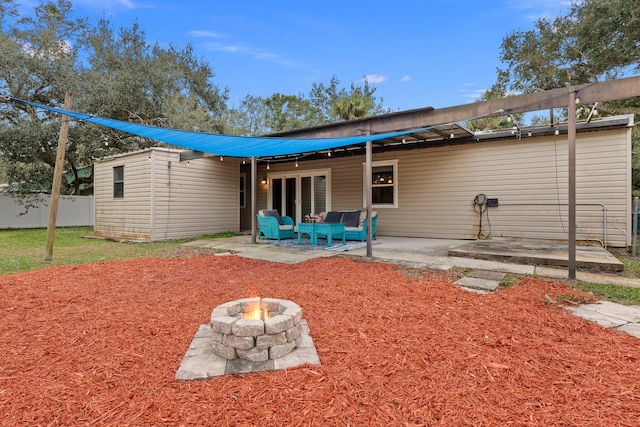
[188,30,223,38]
[203,42,297,68]
[400,75,411,82]
[364,74,387,84]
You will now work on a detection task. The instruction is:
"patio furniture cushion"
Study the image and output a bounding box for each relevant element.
[342,211,360,227]
[324,211,343,224]
[261,209,283,224]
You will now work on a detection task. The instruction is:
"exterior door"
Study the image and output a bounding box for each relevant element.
[268,169,330,225]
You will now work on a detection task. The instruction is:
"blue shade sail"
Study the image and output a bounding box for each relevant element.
[9,97,435,158]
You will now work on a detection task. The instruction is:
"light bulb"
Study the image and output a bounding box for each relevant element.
[266,162,270,170]
[219,156,224,161]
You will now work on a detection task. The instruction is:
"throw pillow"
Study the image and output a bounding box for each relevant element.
[324,211,343,223]
[262,209,283,224]
[342,211,360,227]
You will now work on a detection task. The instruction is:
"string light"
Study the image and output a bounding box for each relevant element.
[242,158,246,165]
[266,161,270,170]
[219,155,224,161]
[295,158,299,168]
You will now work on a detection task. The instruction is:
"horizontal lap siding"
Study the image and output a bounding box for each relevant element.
[376,129,630,246]
[94,152,153,240]
[281,128,630,247]
[152,154,239,240]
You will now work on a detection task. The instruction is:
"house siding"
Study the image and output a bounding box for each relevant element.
[94,151,153,240]
[250,126,631,247]
[95,148,240,241]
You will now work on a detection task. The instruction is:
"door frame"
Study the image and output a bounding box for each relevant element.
[267,168,331,224]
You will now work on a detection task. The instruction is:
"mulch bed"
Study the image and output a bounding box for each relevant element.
[1,255,640,426]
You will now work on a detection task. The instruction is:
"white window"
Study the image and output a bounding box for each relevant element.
[364,160,398,208]
[113,166,124,198]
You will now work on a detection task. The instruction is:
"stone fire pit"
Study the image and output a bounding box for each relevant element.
[210,297,302,362]
[176,297,320,380]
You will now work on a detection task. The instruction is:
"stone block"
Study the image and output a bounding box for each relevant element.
[239,297,261,311]
[256,332,287,349]
[286,322,302,342]
[210,316,237,334]
[283,307,302,324]
[211,341,236,360]
[269,340,296,359]
[232,319,265,337]
[265,314,294,334]
[277,300,299,314]
[210,331,224,343]
[237,347,269,362]
[261,298,282,313]
[223,334,255,350]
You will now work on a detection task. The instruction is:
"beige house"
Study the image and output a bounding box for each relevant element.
[95,115,633,247]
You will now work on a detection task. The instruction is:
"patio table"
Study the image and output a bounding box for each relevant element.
[313,222,346,246]
[297,222,346,246]
[297,222,318,245]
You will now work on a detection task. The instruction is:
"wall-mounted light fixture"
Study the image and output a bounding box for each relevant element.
[261,177,267,185]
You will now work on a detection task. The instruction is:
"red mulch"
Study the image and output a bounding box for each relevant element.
[1,255,640,426]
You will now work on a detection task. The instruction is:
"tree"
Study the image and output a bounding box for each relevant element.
[0,0,228,204]
[496,0,640,93]
[227,76,386,136]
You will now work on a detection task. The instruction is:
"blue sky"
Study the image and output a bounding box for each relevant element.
[30,0,572,112]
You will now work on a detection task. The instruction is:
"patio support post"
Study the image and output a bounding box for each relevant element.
[365,138,373,257]
[568,91,577,279]
[251,156,257,244]
[44,92,73,261]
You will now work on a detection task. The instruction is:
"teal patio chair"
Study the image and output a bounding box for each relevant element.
[256,209,295,240]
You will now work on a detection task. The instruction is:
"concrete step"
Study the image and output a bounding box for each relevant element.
[454,276,500,291]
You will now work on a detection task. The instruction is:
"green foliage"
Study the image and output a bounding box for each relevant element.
[0,0,228,205]
[227,75,386,136]
[496,0,640,92]
[575,282,640,305]
[0,227,236,275]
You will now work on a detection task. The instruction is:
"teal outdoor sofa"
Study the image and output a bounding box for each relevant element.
[257,209,295,240]
[318,210,377,242]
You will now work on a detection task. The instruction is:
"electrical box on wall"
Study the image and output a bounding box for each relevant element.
[487,198,499,207]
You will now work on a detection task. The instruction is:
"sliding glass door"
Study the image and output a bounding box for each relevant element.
[268,169,330,225]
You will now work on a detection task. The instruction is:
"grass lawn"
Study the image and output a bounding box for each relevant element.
[0,227,230,275]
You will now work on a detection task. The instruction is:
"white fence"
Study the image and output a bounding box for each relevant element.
[0,194,94,229]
